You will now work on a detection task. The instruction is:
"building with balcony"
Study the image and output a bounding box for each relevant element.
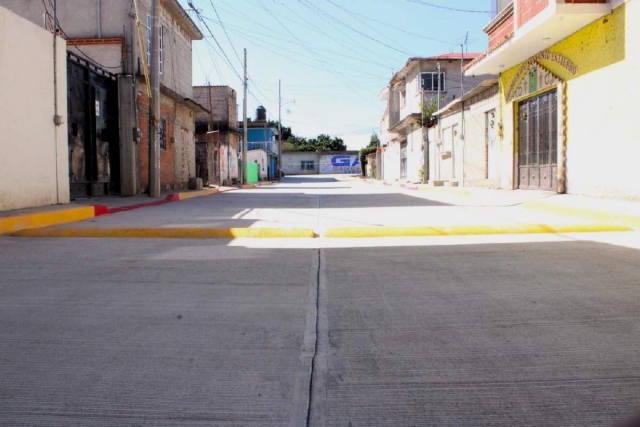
[380,54,494,183]
[241,120,280,181]
[466,0,640,198]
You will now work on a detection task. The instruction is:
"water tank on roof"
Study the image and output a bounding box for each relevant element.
[256,106,266,121]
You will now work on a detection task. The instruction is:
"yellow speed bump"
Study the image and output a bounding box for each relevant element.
[324,223,632,238]
[523,200,640,229]
[13,227,316,239]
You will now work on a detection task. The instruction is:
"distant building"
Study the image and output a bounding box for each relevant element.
[238,107,281,181]
[193,85,241,186]
[380,54,495,184]
[281,151,361,176]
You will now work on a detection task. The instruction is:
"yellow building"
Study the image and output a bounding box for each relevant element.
[466,0,640,198]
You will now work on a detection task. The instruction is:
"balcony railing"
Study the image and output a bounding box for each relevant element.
[247,141,278,154]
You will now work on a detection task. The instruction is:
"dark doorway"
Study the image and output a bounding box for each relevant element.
[67,53,120,198]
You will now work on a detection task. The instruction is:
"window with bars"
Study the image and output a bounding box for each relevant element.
[419,72,446,92]
[301,160,315,171]
[159,119,166,150]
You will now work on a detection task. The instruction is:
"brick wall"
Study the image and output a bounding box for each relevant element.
[517,0,549,28]
[137,93,174,191]
[488,13,515,48]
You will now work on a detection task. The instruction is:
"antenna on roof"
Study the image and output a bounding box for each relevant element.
[464,31,469,54]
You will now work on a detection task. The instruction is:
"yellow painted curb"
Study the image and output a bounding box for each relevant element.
[13,227,316,239]
[416,186,472,196]
[177,188,219,200]
[523,200,640,229]
[324,223,632,238]
[241,184,256,189]
[0,207,96,235]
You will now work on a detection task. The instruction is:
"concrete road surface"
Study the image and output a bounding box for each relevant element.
[1,175,639,426]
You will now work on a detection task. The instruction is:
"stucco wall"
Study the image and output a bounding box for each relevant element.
[499,2,639,197]
[463,87,501,187]
[0,7,69,211]
[281,152,319,175]
[247,150,268,180]
[383,141,401,182]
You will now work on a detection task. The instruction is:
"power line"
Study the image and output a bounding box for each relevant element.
[187,1,243,81]
[405,0,492,14]
[297,0,413,57]
[321,0,458,46]
[206,0,243,67]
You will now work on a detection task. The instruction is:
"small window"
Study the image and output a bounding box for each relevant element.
[419,72,446,92]
[301,160,315,171]
[400,90,406,107]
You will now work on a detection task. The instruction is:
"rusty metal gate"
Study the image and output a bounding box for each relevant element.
[67,52,119,198]
[518,89,557,190]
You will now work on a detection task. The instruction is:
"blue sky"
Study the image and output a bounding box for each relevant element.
[183,0,493,149]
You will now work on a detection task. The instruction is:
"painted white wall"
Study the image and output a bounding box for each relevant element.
[247,150,268,180]
[462,90,501,187]
[562,0,640,198]
[383,141,401,182]
[0,7,69,211]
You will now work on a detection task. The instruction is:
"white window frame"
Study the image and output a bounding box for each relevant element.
[400,89,406,107]
[301,160,315,171]
[418,72,446,92]
[146,15,151,69]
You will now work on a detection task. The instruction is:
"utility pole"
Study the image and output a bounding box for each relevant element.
[148,0,161,197]
[242,48,248,184]
[278,79,282,180]
[436,62,441,181]
[460,44,465,96]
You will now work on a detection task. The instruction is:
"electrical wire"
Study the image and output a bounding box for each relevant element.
[41,0,122,69]
[405,0,492,14]
[296,0,413,57]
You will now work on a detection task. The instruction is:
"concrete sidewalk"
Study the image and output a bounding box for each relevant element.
[360,178,640,229]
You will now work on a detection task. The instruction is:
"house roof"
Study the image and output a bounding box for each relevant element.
[425,53,482,60]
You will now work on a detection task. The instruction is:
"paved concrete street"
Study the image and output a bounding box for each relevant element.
[1,176,640,426]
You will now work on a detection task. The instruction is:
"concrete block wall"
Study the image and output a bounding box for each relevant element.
[193,86,237,130]
[281,152,319,175]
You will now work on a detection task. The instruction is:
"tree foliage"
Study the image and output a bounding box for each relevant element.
[283,133,347,152]
[359,133,379,176]
[419,100,439,128]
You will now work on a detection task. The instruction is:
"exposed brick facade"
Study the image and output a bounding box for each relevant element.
[517,0,550,28]
[137,85,196,192]
[489,13,515,48]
